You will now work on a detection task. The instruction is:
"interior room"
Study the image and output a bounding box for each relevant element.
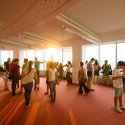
[0,0,125,125]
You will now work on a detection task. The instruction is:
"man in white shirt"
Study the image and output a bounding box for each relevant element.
[112,61,125,113]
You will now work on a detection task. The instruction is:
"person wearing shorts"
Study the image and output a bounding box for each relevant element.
[112,61,125,113]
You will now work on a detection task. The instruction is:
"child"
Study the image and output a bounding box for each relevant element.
[112,61,125,113]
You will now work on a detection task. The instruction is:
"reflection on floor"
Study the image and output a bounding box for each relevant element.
[0,78,125,125]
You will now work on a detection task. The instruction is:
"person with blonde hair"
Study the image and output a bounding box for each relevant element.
[48,61,57,102]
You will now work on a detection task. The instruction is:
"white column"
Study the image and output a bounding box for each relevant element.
[72,44,82,84]
[13,48,20,59]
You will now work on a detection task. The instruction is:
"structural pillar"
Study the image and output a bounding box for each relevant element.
[72,44,82,84]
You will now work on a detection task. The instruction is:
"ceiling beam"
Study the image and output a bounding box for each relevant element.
[21,32,61,46]
[56,13,102,43]
[0,40,30,49]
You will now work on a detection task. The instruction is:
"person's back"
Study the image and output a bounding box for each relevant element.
[48,67,56,82]
[10,62,20,79]
[47,62,57,102]
[58,63,63,79]
[22,61,38,108]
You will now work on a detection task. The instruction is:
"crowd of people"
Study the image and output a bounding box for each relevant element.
[0,57,125,113]
[0,57,72,107]
[78,58,125,113]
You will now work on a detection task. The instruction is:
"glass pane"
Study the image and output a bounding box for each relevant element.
[19,50,27,70]
[35,50,44,70]
[35,50,44,61]
[53,48,62,63]
[63,47,72,71]
[117,43,125,62]
[10,51,13,59]
[27,50,35,61]
[100,44,116,68]
[1,51,10,65]
[44,48,62,62]
[44,48,53,62]
[85,46,98,62]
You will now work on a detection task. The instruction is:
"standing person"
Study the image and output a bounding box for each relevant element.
[87,58,95,90]
[21,61,38,108]
[58,63,63,80]
[78,62,90,95]
[44,61,50,95]
[122,65,125,91]
[4,57,11,72]
[48,62,57,102]
[3,58,11,90]
[101,60,112,86]
[34,57,43,90]
[20,58,29,92]
[0,65,9,91]
[9,59,20,96]
[64,61,72,85]
[112,61,125,113]
[85,60,88,69]
[93,59,100,84]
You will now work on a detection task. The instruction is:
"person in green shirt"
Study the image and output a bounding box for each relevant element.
[34,57,44,90]
[102,60,112,86]
[22,58,29,70]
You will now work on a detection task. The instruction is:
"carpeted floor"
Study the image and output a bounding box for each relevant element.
[0,78,125,125]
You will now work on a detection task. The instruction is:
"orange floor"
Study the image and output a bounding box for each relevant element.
[0,78,125,125]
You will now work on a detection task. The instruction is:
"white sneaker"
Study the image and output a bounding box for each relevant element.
[115,107,123,113]
[25,104,30,109]
[120,106,125,110]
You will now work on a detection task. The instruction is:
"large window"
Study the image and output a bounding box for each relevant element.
[0,50,13,65]
[44,48,62,62]
[19,47,70,71]
[117,42,125,62]
[84,45,99,62]
[63,47,72,65]
[83,43,116,69]
[100,44,116,68]
[27,50,35,61]
[20,49,44,70]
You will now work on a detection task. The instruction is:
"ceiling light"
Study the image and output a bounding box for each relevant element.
[56,13,102,43]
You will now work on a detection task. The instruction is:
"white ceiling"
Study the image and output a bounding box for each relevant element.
[0,0,125,49]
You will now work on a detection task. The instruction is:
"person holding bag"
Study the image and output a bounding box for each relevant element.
[21,61,38,108]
